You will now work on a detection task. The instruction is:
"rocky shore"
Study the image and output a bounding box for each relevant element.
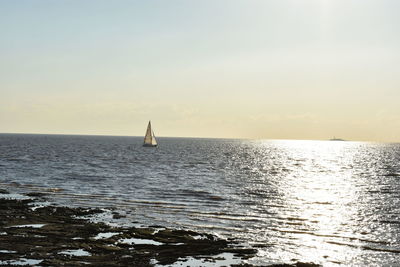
[0,190,320,267]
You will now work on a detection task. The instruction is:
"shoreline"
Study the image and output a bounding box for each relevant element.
[0,190,320,267]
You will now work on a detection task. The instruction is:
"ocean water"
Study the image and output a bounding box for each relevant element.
[1,133,400,266]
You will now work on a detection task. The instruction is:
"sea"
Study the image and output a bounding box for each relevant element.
[1,133,400,266]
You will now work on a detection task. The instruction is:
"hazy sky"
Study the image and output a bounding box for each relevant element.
[1,0,399,141]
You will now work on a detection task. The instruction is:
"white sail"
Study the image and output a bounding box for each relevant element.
[151,130,157,146]
[143,121,157,147]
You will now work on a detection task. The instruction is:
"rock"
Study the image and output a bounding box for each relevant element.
[0,196,257,266]
[295,262,322,267]
[26,192,47,197]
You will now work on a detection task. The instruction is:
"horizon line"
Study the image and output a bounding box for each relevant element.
[1,132,397,144]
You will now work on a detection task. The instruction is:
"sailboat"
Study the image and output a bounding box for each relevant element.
[143,121,158,147]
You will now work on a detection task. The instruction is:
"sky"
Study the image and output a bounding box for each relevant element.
[1,0,399,142]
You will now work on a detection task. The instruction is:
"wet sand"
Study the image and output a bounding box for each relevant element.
[0,190,320,267]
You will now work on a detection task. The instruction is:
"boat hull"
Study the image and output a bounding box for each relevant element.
[143,144,157,147]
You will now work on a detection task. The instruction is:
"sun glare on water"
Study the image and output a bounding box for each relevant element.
[252,140,369,265]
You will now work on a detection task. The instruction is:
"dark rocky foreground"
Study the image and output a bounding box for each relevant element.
[0,191,320,267]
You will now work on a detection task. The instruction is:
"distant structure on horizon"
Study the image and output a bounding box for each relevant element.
[329,137,346,141]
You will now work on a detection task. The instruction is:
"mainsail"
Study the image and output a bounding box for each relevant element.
[143,121,157,147]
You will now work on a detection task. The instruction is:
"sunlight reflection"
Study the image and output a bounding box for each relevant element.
[264,140,364,265]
